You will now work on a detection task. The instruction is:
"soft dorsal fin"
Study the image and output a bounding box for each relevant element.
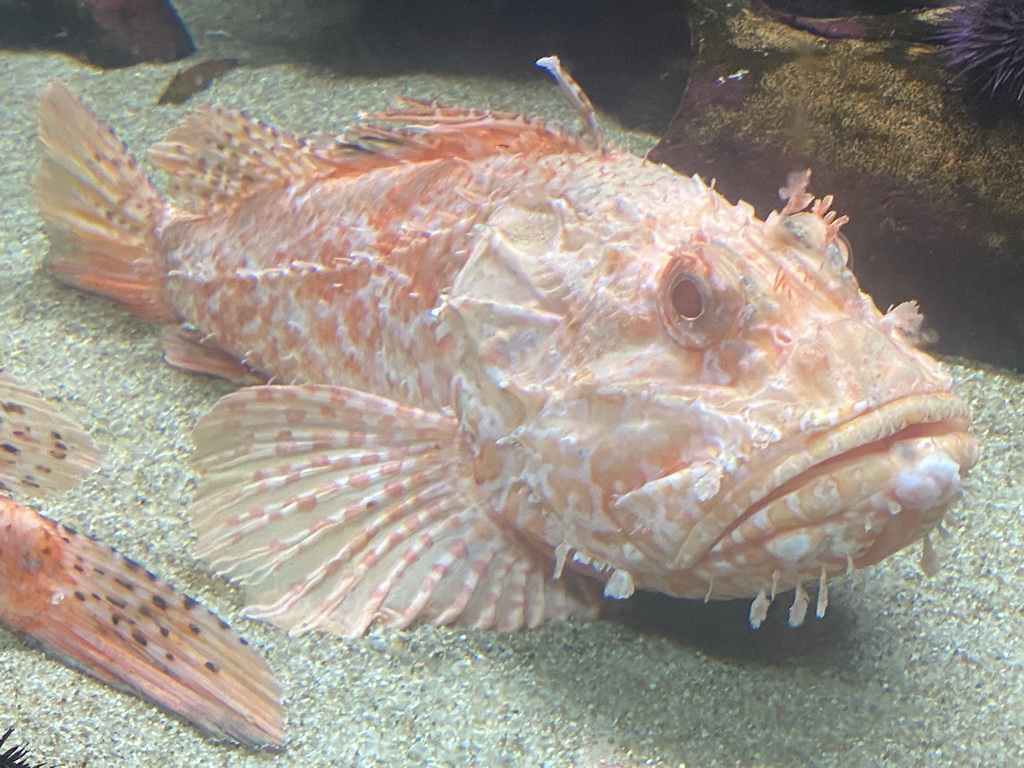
[148,105,336,215]
[148,101,590,216]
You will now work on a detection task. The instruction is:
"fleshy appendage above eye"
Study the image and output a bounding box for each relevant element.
[829,230,853,270]
[779,210,829,250]
[659,243,746,349]
[776,211,853,272]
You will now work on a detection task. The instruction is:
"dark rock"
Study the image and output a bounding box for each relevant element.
[0,0,193,67]
[648,0,1024,369]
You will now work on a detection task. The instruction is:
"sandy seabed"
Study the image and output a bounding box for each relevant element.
[0,2,1021,766]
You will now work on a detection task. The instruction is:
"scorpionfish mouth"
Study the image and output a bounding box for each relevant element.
[674,392,977,623]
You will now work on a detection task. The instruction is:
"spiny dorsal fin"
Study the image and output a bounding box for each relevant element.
[190,385,600,638]
[0,373,99,499]
[359,100,591,159]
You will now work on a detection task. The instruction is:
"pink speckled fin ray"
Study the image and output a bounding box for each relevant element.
[0,373,99,498]
[159,326,268,385]
[0,499,284,748]
[190,385,600,638]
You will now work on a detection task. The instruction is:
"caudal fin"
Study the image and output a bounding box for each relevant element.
[35,80,176,323]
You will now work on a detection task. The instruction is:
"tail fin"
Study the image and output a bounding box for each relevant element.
[35,80,176,323]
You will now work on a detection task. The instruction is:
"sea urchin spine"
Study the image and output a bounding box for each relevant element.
[0,728,46,768]
[938,0,1024,105]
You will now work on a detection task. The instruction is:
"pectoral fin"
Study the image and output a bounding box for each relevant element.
[190,385,599,637]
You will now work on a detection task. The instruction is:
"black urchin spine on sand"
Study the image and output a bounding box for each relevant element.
[0,728,47,768]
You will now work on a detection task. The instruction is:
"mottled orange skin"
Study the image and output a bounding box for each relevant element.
[156,133,976,610]
[36,70,977,634]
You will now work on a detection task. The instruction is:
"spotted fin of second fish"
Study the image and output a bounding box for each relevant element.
[0,373,99,498]
[0,497,284,749]
[190,384,601,638]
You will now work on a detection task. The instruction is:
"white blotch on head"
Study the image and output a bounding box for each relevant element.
[892,453,961,511]
[620,541,645,568]
[691,461,723,502]
[764,530,814,567]
[206,292,221,316]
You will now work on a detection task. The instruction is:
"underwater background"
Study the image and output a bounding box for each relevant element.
[1,0,1022,765]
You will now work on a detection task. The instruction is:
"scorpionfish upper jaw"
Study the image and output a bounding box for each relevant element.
[670,391,977,600]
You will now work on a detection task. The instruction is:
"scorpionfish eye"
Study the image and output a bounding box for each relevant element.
[660,244,745,348]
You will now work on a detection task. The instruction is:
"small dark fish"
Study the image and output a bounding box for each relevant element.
[158,59,240,105]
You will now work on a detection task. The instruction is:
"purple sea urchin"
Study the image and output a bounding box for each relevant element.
[938,0,1024,104]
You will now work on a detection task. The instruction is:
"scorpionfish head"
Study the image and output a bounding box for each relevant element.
[449,161,977,626]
